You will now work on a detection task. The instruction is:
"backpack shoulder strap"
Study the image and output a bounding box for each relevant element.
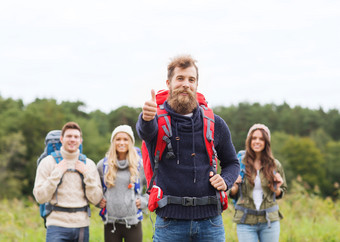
[237,150,246,180]
[240,162,246,180]
[102,157,108,174]
[141,141,153,188]
[51,150,63,164]
[145,90,175,192]
[199,105,217,171]
[146,106,172,192]
[153,90,175,163]
[78,153,87,164]
[101,157,108,192]
[200,104,230,212]
[50,151,64,204]
[137,156,142,171]
[134,157,142,194]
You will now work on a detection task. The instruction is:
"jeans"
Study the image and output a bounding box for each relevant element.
[237,221,280,242]
[46,225,89,242]
[153,215,225,242]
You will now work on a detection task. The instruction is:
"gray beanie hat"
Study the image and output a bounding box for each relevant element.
[247,123,271,140]
[110,125,135,144]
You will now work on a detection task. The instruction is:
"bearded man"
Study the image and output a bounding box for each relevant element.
[136,55,239,242]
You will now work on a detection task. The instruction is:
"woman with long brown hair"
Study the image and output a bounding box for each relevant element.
[229,124,287,242]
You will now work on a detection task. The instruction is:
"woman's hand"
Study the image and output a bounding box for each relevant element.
[99,198,107,208]
[274,173,283,196]
[136,198,141,209]
[230,175,242,196]
[274,173,283,189]
[235,175,242,184]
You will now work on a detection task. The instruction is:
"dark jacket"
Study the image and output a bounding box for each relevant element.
[136,101,239,220]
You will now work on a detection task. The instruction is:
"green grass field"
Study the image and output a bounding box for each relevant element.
[1,183,339,242]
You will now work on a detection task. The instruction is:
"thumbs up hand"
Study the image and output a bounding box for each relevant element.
[142,89,157,121]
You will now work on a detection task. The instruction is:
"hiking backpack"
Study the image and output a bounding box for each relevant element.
[37,130,89,227]
[232,150,246,205]
[98,147,144,222]
[141,89,228,212]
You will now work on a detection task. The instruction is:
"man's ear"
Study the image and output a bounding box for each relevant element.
[166,79,170,88]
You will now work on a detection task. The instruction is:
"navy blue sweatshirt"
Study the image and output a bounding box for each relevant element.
[136,101,239,220]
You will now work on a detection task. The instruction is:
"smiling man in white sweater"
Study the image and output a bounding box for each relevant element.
[33,121,103,242]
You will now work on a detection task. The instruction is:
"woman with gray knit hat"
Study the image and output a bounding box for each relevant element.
[97,125,148,242]
[229,124,287,242]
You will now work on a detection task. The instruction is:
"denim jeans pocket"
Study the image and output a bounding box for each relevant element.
[155,216,173,229]
[208,215,224,227]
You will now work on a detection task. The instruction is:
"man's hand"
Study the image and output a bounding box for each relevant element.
[209,171,227,191]
[55,159,68,174]
[142,89,157,121]
[75,160,87,174]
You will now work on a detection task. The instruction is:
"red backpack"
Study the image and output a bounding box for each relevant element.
[141,89,228,212]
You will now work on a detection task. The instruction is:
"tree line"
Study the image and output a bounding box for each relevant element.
[0,96,339,199]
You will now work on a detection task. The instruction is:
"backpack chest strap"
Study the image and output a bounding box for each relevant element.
[157,195,219,208]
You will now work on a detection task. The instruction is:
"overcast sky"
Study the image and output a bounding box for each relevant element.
[1,0,339,113]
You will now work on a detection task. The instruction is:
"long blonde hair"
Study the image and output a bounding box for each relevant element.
[104,133,139,188]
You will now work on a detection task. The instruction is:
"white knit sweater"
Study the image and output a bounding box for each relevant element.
[33,147,103,228]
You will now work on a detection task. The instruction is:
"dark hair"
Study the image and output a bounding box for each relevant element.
[167,55,198,81]
[244,128,277,191]
[61,122,82,137]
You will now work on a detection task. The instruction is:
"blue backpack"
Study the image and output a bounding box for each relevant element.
[37,130,62,166]
[232,150,246,205]
[238,150,246,181]
[37,130,89,227]
[99,147,143,222]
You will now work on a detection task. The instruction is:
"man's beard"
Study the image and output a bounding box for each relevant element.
[167,88,197,114]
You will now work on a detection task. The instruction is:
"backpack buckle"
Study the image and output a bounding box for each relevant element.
[182,197,197,206]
